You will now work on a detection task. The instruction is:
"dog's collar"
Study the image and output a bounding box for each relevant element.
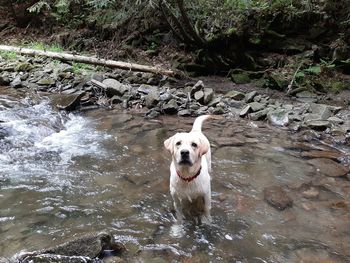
[176,167,201,182]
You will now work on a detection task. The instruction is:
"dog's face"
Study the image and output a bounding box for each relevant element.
[164,132,208,167]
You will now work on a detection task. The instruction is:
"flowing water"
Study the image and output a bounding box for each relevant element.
[0,89,350,262]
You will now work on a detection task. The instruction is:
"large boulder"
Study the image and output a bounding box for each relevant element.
[103,79,128,97]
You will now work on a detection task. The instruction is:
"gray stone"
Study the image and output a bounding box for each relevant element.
[20,254,98,263]
[244,91,257,103]
[302,187,320,199]
[248,102,265,112]
[178,109,192,116]
[10,76,22,88]
[162,99,178,114]
[249,108,269,121]
[0,75,10,85]
[103,78,128,97]
[50,92,85,111]
[137,84,158,94]
[111,95,123,104]
[145,90,160,108]
[213,106,225,114]
[37,77,55,86]
[327,116,344,124]
[305,120,330,131]
[190,80,204,96]
[203,88,214,104]
[295,91,318,103]
[207,97,221,107]
[224,90,245,101]
[194,90,204,103]
[146,109,160,118]
[240,105,251,117]
[267,109,289,126]
[309,103,333,120]
[159,92,172,102]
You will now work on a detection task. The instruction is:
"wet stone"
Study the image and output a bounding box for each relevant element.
[302,187,320,199]
[328,116,344,124]
[263,185,293,210]
[305,120,330,131]
[162,99,178,114]
[103,78,128,97]
[249,108,268,121]
[50,92,85,111]
[194,90,204,103]
[244,91,257,103]
[240,105,251,117]
[137,84,158,94]
[178,109,192,117]
[190,80,204,96]
[145,90,160,108]
[37,77,55,86]
[224,90,245,101]
[10,76,22,88]
[308,158,349,177]
[301,150,343,160]
[248,102,265,112]
[203,87,214,104]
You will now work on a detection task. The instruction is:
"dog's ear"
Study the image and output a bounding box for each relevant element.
[164,136,174,154]
[198,138,209,157]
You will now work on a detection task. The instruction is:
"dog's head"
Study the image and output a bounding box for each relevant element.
[164,132,208,167]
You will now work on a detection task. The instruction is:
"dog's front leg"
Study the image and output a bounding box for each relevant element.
[172,194,184,221]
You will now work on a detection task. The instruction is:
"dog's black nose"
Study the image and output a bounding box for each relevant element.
[180,150,189,157]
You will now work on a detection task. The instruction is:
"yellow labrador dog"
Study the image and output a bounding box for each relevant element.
[164,115,212,224]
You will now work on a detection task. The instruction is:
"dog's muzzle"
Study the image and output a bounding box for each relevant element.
[179,150,192,165]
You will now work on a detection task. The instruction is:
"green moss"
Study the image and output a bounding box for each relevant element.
[0,51,18,60]
[231,73,251,84]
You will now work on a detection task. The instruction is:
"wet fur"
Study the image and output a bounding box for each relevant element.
[164,115,212,224]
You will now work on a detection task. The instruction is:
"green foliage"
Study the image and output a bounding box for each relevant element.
[0,51,18,60]
[27,41,63,52]
[71,62,93,73]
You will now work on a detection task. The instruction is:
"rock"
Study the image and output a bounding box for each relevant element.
[239,105,252,117]
[308,158,349,177]
[0,75,10,85]
[103,79,128,97]
[50,92,85,111]
[145,90,160,108]
[190,80,204,96]
[162,99,178,114]
[159,92,172,102]
[18,232,125,262]
[295,91,317,103]
[305,120,330,131]
[301,150,343,160]
[178,109,192,117]
[213,106,225,114]
[302,187,319,199]
[263,185,293,210]
[137,84,158,94]
[231,73,251,84]
[194,90,204,103]
[224,90,245,101]
[328,116,344,124]
[249,108,269,121]
[207,97,221,107]
[267,109,289,126]
[15,62,33,72]
[247,102,265,112]
[111,95,123,104]
[10,76,22,88]
[244,91,257,103]
[37,78,56,86]
[203,88,214,104]
[146,109,160,118]
[309,103,333,120]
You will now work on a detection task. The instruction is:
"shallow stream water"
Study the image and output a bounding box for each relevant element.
[0,89,349,262]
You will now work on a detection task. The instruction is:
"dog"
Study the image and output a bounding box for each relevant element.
[164,115,213,224]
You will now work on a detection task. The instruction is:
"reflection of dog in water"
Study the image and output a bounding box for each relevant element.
[164,115,213,224]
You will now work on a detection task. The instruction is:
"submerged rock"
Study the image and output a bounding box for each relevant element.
[263,185,293,210]
[308,158,349,177]
[18,232,125,263]
[50,92,85,111]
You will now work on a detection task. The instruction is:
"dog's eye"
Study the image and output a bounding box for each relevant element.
[191,142,198,148]
[176,141,181,146]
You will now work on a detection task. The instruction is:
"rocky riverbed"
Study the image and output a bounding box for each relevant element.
[1,54,349,142]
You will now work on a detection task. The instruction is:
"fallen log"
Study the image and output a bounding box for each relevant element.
[0,45,175,76]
